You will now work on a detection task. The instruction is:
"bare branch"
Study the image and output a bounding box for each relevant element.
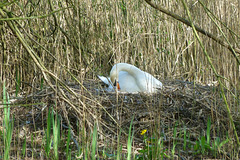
[144,0,240,55]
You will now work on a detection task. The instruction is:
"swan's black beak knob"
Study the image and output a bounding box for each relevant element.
[113,80,121,91]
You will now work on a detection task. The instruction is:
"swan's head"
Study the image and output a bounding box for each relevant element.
[110,65,120,90]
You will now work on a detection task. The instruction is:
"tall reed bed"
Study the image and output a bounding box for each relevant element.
[1,0,239,86]
[0,0,239,159]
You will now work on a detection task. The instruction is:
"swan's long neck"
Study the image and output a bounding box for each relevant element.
[110,63,142,82]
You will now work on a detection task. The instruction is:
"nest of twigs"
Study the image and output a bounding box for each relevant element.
[11,78,231,157]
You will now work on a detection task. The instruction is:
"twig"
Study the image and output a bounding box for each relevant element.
[144,0,240,55]
[180,0,240,147]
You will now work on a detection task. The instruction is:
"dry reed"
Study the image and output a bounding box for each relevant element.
[0,0,239,159]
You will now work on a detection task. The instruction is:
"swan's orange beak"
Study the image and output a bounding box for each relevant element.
[117,81,120,90]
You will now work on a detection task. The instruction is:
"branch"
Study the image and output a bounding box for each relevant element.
[144,0,240,55]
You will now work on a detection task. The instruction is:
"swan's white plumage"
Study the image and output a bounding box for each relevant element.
[99,63,163,93]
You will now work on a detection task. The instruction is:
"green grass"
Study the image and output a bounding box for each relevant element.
[66,127,72,160]
[91,123,98,159]
[127,117,134,160]
[2,82,14,160]
[0,93,232,160]
[45,108,52,158]
[52,108,60,160]
[135,118,230,159]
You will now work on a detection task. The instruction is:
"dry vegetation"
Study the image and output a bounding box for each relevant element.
[0,0,240,159]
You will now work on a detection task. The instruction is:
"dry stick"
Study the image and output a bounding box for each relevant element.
[47,0,58,36]
[0,7,70,21]
[14,8,122,133]
[0,8,85,120]
[180,0,240,147]
[198,0,240,41]
[0,9,54,90]
[198,0,240,65]
[144,0,240,57]
[197,1,240,99]
[0,0,18,8]
[0,8,125,135]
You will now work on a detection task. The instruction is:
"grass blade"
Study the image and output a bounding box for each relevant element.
[22,135,26,157]
[127,117,134,160]
[52,108,60,160]
[45,108,52,158]
[117,129,122,160]
[183,126,187,150]
[66,127,71,159]
[15,67,20,97]
[206,118,211,145]
[91,123,97,159]
[3,82,14,160]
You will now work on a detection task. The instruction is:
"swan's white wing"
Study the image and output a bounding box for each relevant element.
[106,63,163,93]
[118,71,141,92]
[136,72,163,93]
[98,75,115,91]
[155,79,163,88]
[149,74,163,89]
[98,75,111,85]
[98,75,114,88]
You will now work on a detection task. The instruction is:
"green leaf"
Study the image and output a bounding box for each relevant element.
[127,117,134,160]
[91,123,97,159]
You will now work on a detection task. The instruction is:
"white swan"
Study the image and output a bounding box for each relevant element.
[98,63,163,93]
